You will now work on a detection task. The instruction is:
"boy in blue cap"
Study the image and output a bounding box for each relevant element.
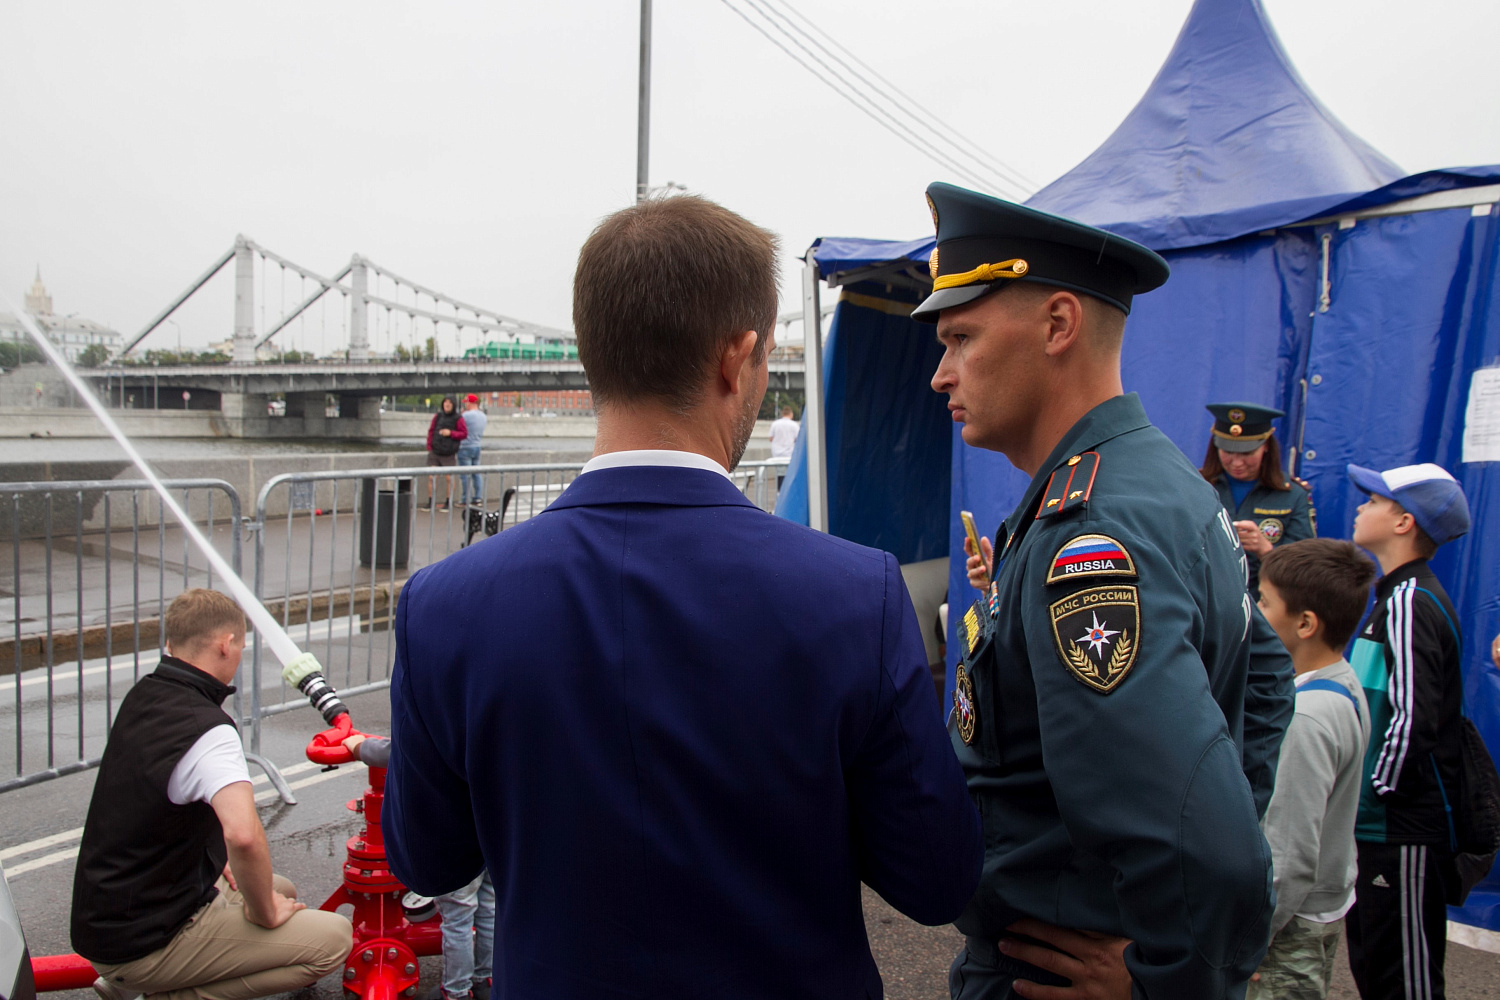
[1343,463,1471,1000]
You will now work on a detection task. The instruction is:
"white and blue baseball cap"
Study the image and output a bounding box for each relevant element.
[1347,462,1471,545]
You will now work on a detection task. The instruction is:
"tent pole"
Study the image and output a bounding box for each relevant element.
[802,259,828,532]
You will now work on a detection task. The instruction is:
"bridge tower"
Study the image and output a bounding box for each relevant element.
[348,255,369,362]
[232,235,256,363]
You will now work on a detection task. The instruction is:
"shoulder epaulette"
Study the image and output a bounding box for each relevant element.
[1036,451,1100,520]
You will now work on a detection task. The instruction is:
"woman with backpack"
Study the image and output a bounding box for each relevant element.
[423,395,467,510]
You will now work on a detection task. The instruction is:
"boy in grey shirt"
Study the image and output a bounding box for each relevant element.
[1250,539,1375,1000]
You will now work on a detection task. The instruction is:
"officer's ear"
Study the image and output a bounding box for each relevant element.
[1039,291,1085,359]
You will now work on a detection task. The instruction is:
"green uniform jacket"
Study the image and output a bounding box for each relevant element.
[953,394,1295,999]
[1211,477,1314,597]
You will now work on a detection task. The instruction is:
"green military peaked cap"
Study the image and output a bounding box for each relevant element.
[911,182,1170,323]
[1206,401,1283,453]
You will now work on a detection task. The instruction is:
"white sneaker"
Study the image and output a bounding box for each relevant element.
[93,976,141,1000]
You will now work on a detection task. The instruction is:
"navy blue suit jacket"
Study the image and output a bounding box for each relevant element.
[384,465,981,999]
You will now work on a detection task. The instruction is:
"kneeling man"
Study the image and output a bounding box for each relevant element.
[71,589,351,1000]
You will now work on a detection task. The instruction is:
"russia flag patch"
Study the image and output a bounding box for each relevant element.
[1046,533,1137,585]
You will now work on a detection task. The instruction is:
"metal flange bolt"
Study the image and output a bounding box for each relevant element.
[344,969,356,980]
[361,950,373,963]
[404,964,417,975]
[387,948,398,960]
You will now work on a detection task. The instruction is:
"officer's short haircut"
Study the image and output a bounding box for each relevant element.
[1260,540,1376,650]
[573,195,780,411]
[165,589,246,651]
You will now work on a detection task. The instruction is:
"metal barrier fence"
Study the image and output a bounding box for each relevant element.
[0,458,788,792]
[0,479,254,794]
[245,458,788,754]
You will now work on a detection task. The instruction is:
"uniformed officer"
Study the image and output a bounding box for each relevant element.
[1201,402,1315,597]
[918,182,1295,999]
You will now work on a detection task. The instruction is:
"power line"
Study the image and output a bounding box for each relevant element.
[718,0,1013,197]
[756,0,1039,194]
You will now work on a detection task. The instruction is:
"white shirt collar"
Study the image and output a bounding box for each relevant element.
[580,449,733,482]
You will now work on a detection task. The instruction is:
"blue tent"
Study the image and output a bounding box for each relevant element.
[777,0,1500,941]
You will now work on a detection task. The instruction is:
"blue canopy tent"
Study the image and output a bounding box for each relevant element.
[777,0,1500,942]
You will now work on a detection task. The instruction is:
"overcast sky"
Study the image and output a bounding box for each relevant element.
[3,0,1497,357]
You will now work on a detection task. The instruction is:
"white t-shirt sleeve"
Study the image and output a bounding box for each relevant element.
[167,724,252,806]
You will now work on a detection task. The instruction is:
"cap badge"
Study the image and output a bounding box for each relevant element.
[1229,424,1243,436]
[926,193,940,231]
[1228,408,1246,423]
[929,247,940,281]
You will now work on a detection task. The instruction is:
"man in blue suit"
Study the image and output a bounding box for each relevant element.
[384,194,982,999]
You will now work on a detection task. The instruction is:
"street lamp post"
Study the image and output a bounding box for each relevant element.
[636,0,652,204]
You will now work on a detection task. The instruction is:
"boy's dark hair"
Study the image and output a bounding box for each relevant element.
[164,589,246,651]
[1260,540,1376,649]
[573,195,780,412]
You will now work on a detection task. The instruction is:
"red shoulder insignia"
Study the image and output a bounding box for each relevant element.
[1035,452,1100,519]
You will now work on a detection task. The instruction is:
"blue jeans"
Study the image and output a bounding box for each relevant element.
[456,447,482,505]
[436,871,495,996]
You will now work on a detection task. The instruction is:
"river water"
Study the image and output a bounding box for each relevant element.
[0,435,592,463]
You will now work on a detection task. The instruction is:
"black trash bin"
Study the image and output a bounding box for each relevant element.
[359,476,412,569]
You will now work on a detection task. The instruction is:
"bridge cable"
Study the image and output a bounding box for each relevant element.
[756,0,1038,194]
[716,0,1024,199]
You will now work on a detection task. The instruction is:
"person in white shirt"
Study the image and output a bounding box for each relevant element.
[768,405,799,459]
[73,589,351,1000]
[1250,540,1375,1000]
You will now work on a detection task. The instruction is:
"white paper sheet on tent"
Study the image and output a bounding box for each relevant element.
[1462,367,1500,463]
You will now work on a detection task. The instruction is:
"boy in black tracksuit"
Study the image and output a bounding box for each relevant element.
[1343,463,1472,1000]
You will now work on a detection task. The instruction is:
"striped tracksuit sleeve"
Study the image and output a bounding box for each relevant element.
[1371,581,1445,796]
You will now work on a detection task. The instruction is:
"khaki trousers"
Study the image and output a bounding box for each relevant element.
[92,876,352,1000]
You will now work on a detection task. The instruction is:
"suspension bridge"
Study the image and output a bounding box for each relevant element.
[79,236,808,437]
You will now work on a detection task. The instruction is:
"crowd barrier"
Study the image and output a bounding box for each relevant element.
[0,459,788,793]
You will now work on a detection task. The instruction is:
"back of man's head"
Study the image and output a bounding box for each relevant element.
[573,195,780,412]
[1260,539,1376,651]
[165,589,245,660]
[780,406,794,418]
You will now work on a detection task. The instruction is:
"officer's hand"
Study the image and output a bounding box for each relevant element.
[1002,917,1132,1000]
[1233,520,1273,557]
[965,534,994,591]
[249,891,307,930]
[222,863,237,891]
[342,734,367,754]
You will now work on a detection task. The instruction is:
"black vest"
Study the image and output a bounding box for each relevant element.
[70,657,237,964]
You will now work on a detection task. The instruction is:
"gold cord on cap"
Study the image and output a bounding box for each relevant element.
[932,259,1029,291]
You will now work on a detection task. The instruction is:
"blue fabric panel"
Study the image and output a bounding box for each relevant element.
[1296,205,1500,927]
[775,292,953,565]
[811,236,933,276]
[1318,165,1500,218]
[1026,0,1402,251]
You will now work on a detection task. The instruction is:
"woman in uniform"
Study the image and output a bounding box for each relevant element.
[1201,402,1314,597]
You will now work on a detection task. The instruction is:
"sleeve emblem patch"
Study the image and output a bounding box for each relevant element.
[1049,585,1141,693]
[1046,534,1137,584]
[1258,518,1284,542]
[953,663,978,744]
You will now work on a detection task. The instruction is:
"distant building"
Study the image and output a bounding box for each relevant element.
[491,389,593,415]
[0,268,122,362]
